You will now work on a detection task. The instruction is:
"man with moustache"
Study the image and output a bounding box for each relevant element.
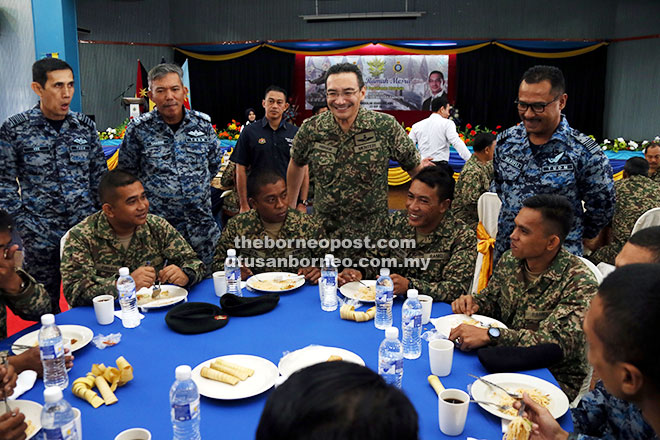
[645,141,660,183]
[493,65,614,261]
[421,70,448,111]
[0,58,107,312]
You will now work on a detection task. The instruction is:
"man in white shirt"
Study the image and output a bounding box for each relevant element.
[408,95,471,163]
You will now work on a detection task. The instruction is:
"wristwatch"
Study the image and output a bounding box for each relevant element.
[487,325,501,344]
[297,199,310,207]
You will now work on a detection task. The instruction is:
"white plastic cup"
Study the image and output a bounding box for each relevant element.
[429,339,454,377]
[438,388,470,436]
[213,271,227,297]
[419,294,433,325]
[114,428,152,440]
[92,294,115,325]
[72,407,82,438]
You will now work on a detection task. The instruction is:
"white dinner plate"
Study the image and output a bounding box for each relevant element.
[136,284,188,309]
[11,399,42,439]
[431,314,508,338]
[246,272,305,293]
[12,325,94,355]
[191,354,278,400]
[339,280,377,303]
[470,373,569,421]
[278,345,365,380]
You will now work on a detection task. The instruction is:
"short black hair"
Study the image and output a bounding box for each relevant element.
[256,361,418,440]
[428,70,444,80]
[472,132,496,153]
[431,95,449,112]
[264,86,288,101]
[247,169,285,200]
[312,105,327,115]
[644,141,660,154]
[412,166,455,201]
[628,226,660,262]
[0,209,13,233]
[521,194,574,243]
[623,157,649,177]
[521,65,566,95]
[99,169,140,204]
[325,63,365,89]
[32,58,73,87]
[597,264,660,389]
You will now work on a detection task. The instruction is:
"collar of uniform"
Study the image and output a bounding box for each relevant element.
[97,211,149,246]
[545,115,570,145]
[399,209,456,242]
[518,247,571,285]
[260,116,287,131]
[29,104,74,128]
[154,106,189,128]
[253,207,299,237]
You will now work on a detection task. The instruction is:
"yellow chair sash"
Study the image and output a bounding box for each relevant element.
[476,222,496,292]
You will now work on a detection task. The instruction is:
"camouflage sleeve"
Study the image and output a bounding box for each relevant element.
[206,123,222,177]
[117,123,140,175]
[61,229,119,307]
[497,271,596,350]
[452,167,482,225]
[409,227,476,302]
[88,128,108,209]
[290,119,313,166]
[158,218,205,286]
[220,162,236,188]
[212,217,239,272]
[0,123,22,216]
[492,140,504,196]
[388,119,420,172]
[578,150,615,239]
[2,269,52,320]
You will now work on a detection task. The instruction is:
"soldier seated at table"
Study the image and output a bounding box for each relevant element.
[338,166,476,301]
[213,169,323,283]
[450,194,598,400]
[451,132,496,229]
[586,157,660,265]
[61,169,205,307]
[517,264,660,440]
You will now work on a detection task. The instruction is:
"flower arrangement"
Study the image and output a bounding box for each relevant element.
[214,120,241,140]
[599,136,659,153]
[457,123,502,146]
[98,118,130,140]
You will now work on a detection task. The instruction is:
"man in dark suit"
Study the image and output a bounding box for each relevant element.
[421,70,447,111]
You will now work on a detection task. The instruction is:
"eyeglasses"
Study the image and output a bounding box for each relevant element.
[514,95,560,113]
[326,89,360,99]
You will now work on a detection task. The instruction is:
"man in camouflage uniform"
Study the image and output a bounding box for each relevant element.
[214,170,322,282]
[494,65,614,261]
[220,161,239,220]
[339,167,475,301]
[451,195,598,400]
[645,141,660,183]
[0,58,107,312]
[286,63,431,261]
[119,63,222,270]
[61,170,204,307]
[588,157,660,265]
[452,132,496,229]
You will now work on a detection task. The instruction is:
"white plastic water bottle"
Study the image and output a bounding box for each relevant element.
[378,327,404,388]
[402,289,423,359]
[117,267,140,328]
[38,314,68,390]
[225,249,242,297]
[319,254,338,311]
[41,386,79,440]
[170,365,201,440]
[375,268,394,329]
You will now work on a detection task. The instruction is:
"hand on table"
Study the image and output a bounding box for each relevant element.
[240,267,254,281]
[448,324,489,351]
[338,269,361,286]
[130,266,156,291]
[390,274,409,296]
[0,362,17,399]
[0,409,27,440]
[451,295,479,315]
[159,265,189,286]
[298,267,321,284]
[514,393,569,440]
[9,347,74,378]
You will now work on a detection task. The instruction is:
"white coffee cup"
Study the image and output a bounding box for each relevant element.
[429,338,454,377]
[438,388,470,436]
[114,428,152,440]
[92,294,115,325]
[213,271,227,297]
[418,294,433,324]
[72,407,82,438]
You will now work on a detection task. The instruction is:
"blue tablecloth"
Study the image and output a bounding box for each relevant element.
[3,280,572,439]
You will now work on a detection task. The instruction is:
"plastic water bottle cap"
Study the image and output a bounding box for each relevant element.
[40,314,55,326]
[227,249,236,257]
[380,268,390,276]
[175,365,192,381]
[324,253,334,261]
[43,386,63,403]
[119,267,129,276]
[385,327,399,340]
[407,289,419,299]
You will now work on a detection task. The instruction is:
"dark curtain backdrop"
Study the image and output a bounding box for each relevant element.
[456,45,608,138]
[174,47,295,126]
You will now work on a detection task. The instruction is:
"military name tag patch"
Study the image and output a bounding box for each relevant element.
[70,144,89,152]
[353,131,377,145]
[542,164,574,173]
[148,141,166,147]
[24,145,50,154]
[95,263,117,274]
[353,141,381,154]
[524,309,550,321]
[313,142,337,155]
[424,252,448,260]
[501,156,523,170]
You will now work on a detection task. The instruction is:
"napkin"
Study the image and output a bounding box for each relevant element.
[8,370,37,400]
[113,310,145,320]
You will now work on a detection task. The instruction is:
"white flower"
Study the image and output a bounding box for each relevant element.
[642,140,649,145]
[617,137,625,143]
[602,146,607,150]
[629,141,638,148]
[655,136,660,142]
[603,139,611,144]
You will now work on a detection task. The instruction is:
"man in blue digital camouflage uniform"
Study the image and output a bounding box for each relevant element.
[493,65,614,261]
[0,58,107,312]
[119,63,222,271]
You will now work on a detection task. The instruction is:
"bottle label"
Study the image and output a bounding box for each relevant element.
[172,397,200,421]
[43,420,78,440]
[119,286,135,300]
[40,340,64,360]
